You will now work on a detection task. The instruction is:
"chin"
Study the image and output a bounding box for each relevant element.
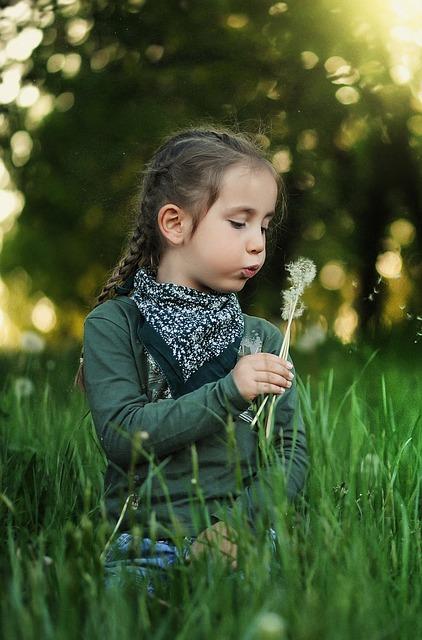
[217,281,247,294]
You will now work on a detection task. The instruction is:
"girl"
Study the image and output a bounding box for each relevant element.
[74,126,309,593]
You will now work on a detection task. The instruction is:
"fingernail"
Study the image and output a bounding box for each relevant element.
[286,362,293,369]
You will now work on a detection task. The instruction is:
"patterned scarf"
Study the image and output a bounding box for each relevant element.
[128,265,245,382]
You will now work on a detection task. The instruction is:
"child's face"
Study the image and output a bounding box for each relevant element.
[180,162,278,293]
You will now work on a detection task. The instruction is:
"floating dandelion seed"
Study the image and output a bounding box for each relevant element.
[250,256,317,437]
[365,274,384,302]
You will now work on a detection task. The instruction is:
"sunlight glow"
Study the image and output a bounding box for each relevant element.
[365,0,422,91]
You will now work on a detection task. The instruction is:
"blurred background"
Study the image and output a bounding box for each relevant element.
[0,0,421,391]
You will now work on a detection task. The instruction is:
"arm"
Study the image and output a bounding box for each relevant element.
[213,325,310,530]
[83,316,251,469]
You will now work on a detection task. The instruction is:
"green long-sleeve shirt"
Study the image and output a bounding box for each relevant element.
[83,294,309,538]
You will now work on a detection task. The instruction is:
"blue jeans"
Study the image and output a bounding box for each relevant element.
[103,528,277,595]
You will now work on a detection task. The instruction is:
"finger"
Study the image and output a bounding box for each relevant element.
[256,371,291,392]
[261,353,293,368]
[255,357,295,380]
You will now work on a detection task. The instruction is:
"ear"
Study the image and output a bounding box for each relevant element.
[157,203,191,246]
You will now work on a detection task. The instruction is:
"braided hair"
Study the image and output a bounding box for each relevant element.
[74,125,286,391]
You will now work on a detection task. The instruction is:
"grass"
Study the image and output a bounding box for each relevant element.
[0,334,421,640]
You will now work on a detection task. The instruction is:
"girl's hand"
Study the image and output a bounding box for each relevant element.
[187,521,238,570]
[231,352,294,403]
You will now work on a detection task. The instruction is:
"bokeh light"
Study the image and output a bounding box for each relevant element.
[319,262,347,291]
[389,219,416,246]
[272,149,292,173]
[31,297,57,333]
[376,251,403,278]
[334,304,359,343]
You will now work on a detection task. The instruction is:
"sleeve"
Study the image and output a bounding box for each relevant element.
[212,323,310,531]
[83,316,251,469]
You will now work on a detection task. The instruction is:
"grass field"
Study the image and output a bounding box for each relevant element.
[1,331,421,640]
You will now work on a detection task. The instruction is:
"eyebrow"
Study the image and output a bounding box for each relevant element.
[227,207,275,219]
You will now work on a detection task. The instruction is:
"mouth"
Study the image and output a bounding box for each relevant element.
[241,265,260,278]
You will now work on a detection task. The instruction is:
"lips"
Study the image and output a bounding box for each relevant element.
[242,265,260,277]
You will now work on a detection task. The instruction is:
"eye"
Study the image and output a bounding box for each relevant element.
[229,221,245,229]
[229,220,269,234]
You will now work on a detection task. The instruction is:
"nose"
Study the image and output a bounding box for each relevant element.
[247,225,265,254]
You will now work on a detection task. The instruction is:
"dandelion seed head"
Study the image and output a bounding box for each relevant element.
[280,292,306,320]
[285,256,316,292]
[20,331,45,354]
[14,377,34,399]
[280,257,316,321]
[280,289,296,320]
[255,611,287,638]
[293,301,306,318]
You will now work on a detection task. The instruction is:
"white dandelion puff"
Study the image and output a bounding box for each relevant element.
[280,290,306,321]
[286,256,317,291]
[20,331,45,354]
[14,377,34,400]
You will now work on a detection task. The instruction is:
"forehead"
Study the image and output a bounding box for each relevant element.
[217,163,278,208]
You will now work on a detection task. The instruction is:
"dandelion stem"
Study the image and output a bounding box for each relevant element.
[250,257,316,442]
[250,291,297,433]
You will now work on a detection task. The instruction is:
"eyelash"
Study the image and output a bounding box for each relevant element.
[229,221,269,234]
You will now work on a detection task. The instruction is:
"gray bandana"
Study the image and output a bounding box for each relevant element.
[129,266,245,382]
